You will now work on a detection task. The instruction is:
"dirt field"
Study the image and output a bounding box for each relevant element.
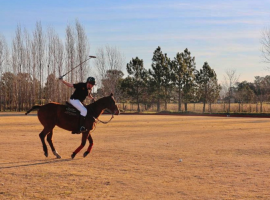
[1,113,270,199]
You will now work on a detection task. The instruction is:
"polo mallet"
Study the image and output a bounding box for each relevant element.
[60,55,96,79]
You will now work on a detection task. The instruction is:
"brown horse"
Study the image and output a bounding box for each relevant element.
[25,93,120,159]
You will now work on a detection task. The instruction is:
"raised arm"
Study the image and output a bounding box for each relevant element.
[59,77,73,88]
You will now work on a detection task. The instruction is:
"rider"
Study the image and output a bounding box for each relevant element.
[59,76,95,134]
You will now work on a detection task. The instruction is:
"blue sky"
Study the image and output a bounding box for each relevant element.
[1,0,270,82]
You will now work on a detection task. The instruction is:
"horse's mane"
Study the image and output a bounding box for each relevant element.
[86,96,110,117]
[86,96,108,108]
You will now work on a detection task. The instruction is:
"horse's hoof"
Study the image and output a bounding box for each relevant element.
[83,151,89,157]
[53,151,62,159]
[71,152,76,159]
[44,152,48,157]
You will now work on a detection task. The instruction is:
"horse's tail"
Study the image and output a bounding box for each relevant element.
[25,105,41,115]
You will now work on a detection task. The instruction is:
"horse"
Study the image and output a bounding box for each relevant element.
[25,93,120,159]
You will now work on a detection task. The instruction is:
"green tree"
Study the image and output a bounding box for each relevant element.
[196,62,217,113]
[173,48,196,112]
[254,76,270,112]
[149,47,173,112]
[171,53,185,111]
[122,57,147,112]
[235,81,255,112]
[160,53,173,110]
[149,46,164,112]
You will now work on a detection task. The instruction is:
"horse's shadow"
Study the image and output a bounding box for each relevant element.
[0,158,78,169]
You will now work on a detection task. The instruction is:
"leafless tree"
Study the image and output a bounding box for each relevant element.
[261,27,270,66]
[47,27,65,102]
[65,24,76,98]
[95,47,107,86]
[11,24,26,111]
[223,69,240,112]
[54,34,65,102]
[33,22,46,104]
[24,28,34,108]
[94,45,125,99]
[75,20,90,82]
[0,34,9,111]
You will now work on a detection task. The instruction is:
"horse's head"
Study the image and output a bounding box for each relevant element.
[104,93,120,115]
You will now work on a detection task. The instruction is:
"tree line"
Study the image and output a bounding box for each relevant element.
[1,22,270,113]
[120,47,221,112]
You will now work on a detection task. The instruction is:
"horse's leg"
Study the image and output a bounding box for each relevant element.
[83,133,94,158]
[47,130,61,159]
[71,131,89,159]
[39,127,52,157]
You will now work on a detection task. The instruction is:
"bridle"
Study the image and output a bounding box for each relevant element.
[88,97,118,124]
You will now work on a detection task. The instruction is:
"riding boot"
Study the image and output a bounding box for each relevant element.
[72,116,87,134]
[79,115,87,133]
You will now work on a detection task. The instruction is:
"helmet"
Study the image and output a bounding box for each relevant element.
[86,77,96,85]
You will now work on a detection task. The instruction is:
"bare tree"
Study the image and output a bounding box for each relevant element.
[261,27,270,66]
[33,22,46,104]
[65,24,76,99]
[24,28,34,108]
[46,28,65,102]
[0,34,9,111]
[54,34,65,102]
[95,47,107,86]
[223,69,240,112]
[11,24,25,111]
[94,45,125,99]
[75,20,90,82]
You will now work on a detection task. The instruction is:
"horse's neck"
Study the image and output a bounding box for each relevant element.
[87,102,106,118]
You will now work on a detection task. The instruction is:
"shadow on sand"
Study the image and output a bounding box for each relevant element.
[0,158,80,169]
[0,113,37,117]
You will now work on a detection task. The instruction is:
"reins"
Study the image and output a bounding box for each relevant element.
[87,101,115,124]
[92,109,114,124]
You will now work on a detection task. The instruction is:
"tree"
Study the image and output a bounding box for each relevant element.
[254,76,270,112]
[261,27,270,66]
[196,62,217,113]
[0,72,16,110]
[149,46,164,112]
[206,78,221,113]
[171,53,185,111]
[0,34,9,111]
[11,24,26,111]
[122,57,147,112]
[44,73,58,102]
[223,69,239,112]
[235,81,255,112]
[94,46,125,100]
[33,22,46,104]
[47,27,65,102]
[75,20,90,81]
[65,24,76,86]
[173,48,196,112]
[101,69,124,101]
[161,53,173,110]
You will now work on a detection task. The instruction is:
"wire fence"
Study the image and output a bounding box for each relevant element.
[117,102,270,113]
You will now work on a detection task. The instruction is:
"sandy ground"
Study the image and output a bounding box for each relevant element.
[0,113,270,199]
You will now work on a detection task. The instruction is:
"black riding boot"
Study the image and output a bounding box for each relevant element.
[72,115,87,134]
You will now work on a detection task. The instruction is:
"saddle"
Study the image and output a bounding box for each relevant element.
[64,101,80,116]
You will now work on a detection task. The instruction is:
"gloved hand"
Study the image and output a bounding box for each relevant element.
[58,76,63,80]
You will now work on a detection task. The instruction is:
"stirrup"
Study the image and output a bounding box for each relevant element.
[80,126,87,133]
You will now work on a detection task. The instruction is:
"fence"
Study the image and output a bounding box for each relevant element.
[117,102,270,113]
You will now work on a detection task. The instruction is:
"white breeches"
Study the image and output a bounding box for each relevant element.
[69,99,87,117]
